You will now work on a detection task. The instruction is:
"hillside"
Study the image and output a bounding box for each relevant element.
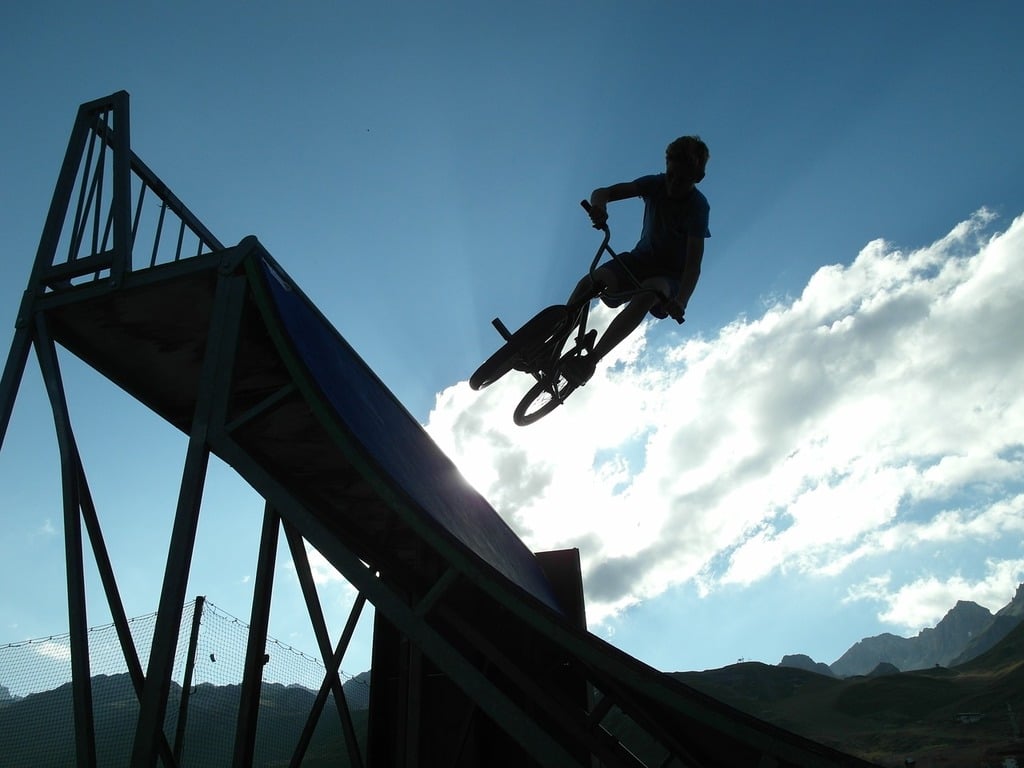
[673,622,1024,767]
[4,628,1023,767]
[783,583,1024,678]
[3,587,1022,766]
[952,584,1024,666]
[0,675,368,768]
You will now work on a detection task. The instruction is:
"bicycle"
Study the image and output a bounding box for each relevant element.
[470,201,682,426]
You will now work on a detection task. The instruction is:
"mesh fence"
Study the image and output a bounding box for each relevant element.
[0,599,369,767]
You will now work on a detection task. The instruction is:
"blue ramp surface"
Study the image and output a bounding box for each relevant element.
[258,258,561,613]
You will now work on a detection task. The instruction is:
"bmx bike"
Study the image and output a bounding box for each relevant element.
[470,201,681,426]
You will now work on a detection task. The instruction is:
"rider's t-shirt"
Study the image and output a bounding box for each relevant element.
[632,173,711,277]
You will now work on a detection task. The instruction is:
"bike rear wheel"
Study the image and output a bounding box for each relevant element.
[470,305,569,390]
[513,368,579,426]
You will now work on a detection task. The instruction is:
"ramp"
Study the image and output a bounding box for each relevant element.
[0,92,880,767]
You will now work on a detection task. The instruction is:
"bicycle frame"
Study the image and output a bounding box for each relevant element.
[491,229,606,385]
[493,204,658,382]
[476,202,677,420]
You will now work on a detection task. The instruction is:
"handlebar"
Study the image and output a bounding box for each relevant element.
[580,199,611,252]
[579,200,684,324]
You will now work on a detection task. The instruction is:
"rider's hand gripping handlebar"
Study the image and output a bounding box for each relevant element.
[581,196,602,227]
[580,199,608,230]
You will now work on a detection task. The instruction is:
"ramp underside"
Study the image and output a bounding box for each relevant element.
[39,241,875,767]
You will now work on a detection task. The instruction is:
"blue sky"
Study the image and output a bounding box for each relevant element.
[2,1,1024,690]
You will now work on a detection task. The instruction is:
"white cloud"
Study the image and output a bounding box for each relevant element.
[820,493,1024,575]
[32,639,72,663]
[281,541,349,587]
[845,561,1024,631]
[427,209,1024,626]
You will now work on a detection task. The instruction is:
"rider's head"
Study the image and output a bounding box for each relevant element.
[665,135,709,194]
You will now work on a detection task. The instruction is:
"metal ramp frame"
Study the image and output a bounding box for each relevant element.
[0,92,880,768]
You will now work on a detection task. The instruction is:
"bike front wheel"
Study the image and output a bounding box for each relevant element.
[513,370,580,426]
[470,305,569,390]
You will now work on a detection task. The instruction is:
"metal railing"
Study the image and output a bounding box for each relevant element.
[39,91,225,291]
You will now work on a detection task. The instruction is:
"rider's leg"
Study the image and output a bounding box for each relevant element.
[566,263,615,308]
[566,274,598,308]
[565,276,667,384]
[563,291,657,385]
[590,289,661,361]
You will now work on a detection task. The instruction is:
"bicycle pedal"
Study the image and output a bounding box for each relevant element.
[582,328,598,351]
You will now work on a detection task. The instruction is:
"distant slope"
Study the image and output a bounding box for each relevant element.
[952,584,1024,666]
[952,614,1023,666]
[673,620,1024,767]
[780,654,835,677]
[826,585,1024,678]
[956,619,1024,675]
[0,674,367,768]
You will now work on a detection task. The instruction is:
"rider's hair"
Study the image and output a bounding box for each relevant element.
[666,135,709,183]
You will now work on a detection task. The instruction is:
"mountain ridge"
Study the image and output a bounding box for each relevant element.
[674,619,1024,766]
[782,583,1024,678]
[3,587,1023,767]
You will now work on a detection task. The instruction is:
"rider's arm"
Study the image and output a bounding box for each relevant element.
[590,181,642,206]
[676,235,705,309]
[589,181,641,223]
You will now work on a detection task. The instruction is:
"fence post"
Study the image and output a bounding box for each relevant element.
[173,596,206,762]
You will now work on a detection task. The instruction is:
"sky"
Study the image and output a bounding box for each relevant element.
[1,1,1023,692]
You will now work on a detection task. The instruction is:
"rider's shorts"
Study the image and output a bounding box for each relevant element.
[601,251,681,308]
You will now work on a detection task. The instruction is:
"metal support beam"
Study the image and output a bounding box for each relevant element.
[286,597,367,768]
[31,95,114,281]
[174,596,206,763]
[131,271,248,767]
[211,434,585,767]
[105,91,132,287]
[283,520,365,768]
[413,567,459,618]
[33,314,95,768]
[403,643,423,768]
[234,505,280,768]
[0,324,31,453]
[440,607,644,768]
[2,95,126,450]
[589,672,705,768]
[76,442,177,766]
[131,410,211,767]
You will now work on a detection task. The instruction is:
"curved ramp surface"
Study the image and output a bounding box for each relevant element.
[256,258,561,612]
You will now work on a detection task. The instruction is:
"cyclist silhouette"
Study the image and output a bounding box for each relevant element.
[563,135,710,384]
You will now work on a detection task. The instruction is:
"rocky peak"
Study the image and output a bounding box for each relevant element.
[929,600,992,643]
[867,662,900,677]
[830,600,995,677]
[778,654,835,677]
[996,583,1024,618]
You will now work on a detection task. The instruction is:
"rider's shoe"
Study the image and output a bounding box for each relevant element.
[562,353,597,386]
